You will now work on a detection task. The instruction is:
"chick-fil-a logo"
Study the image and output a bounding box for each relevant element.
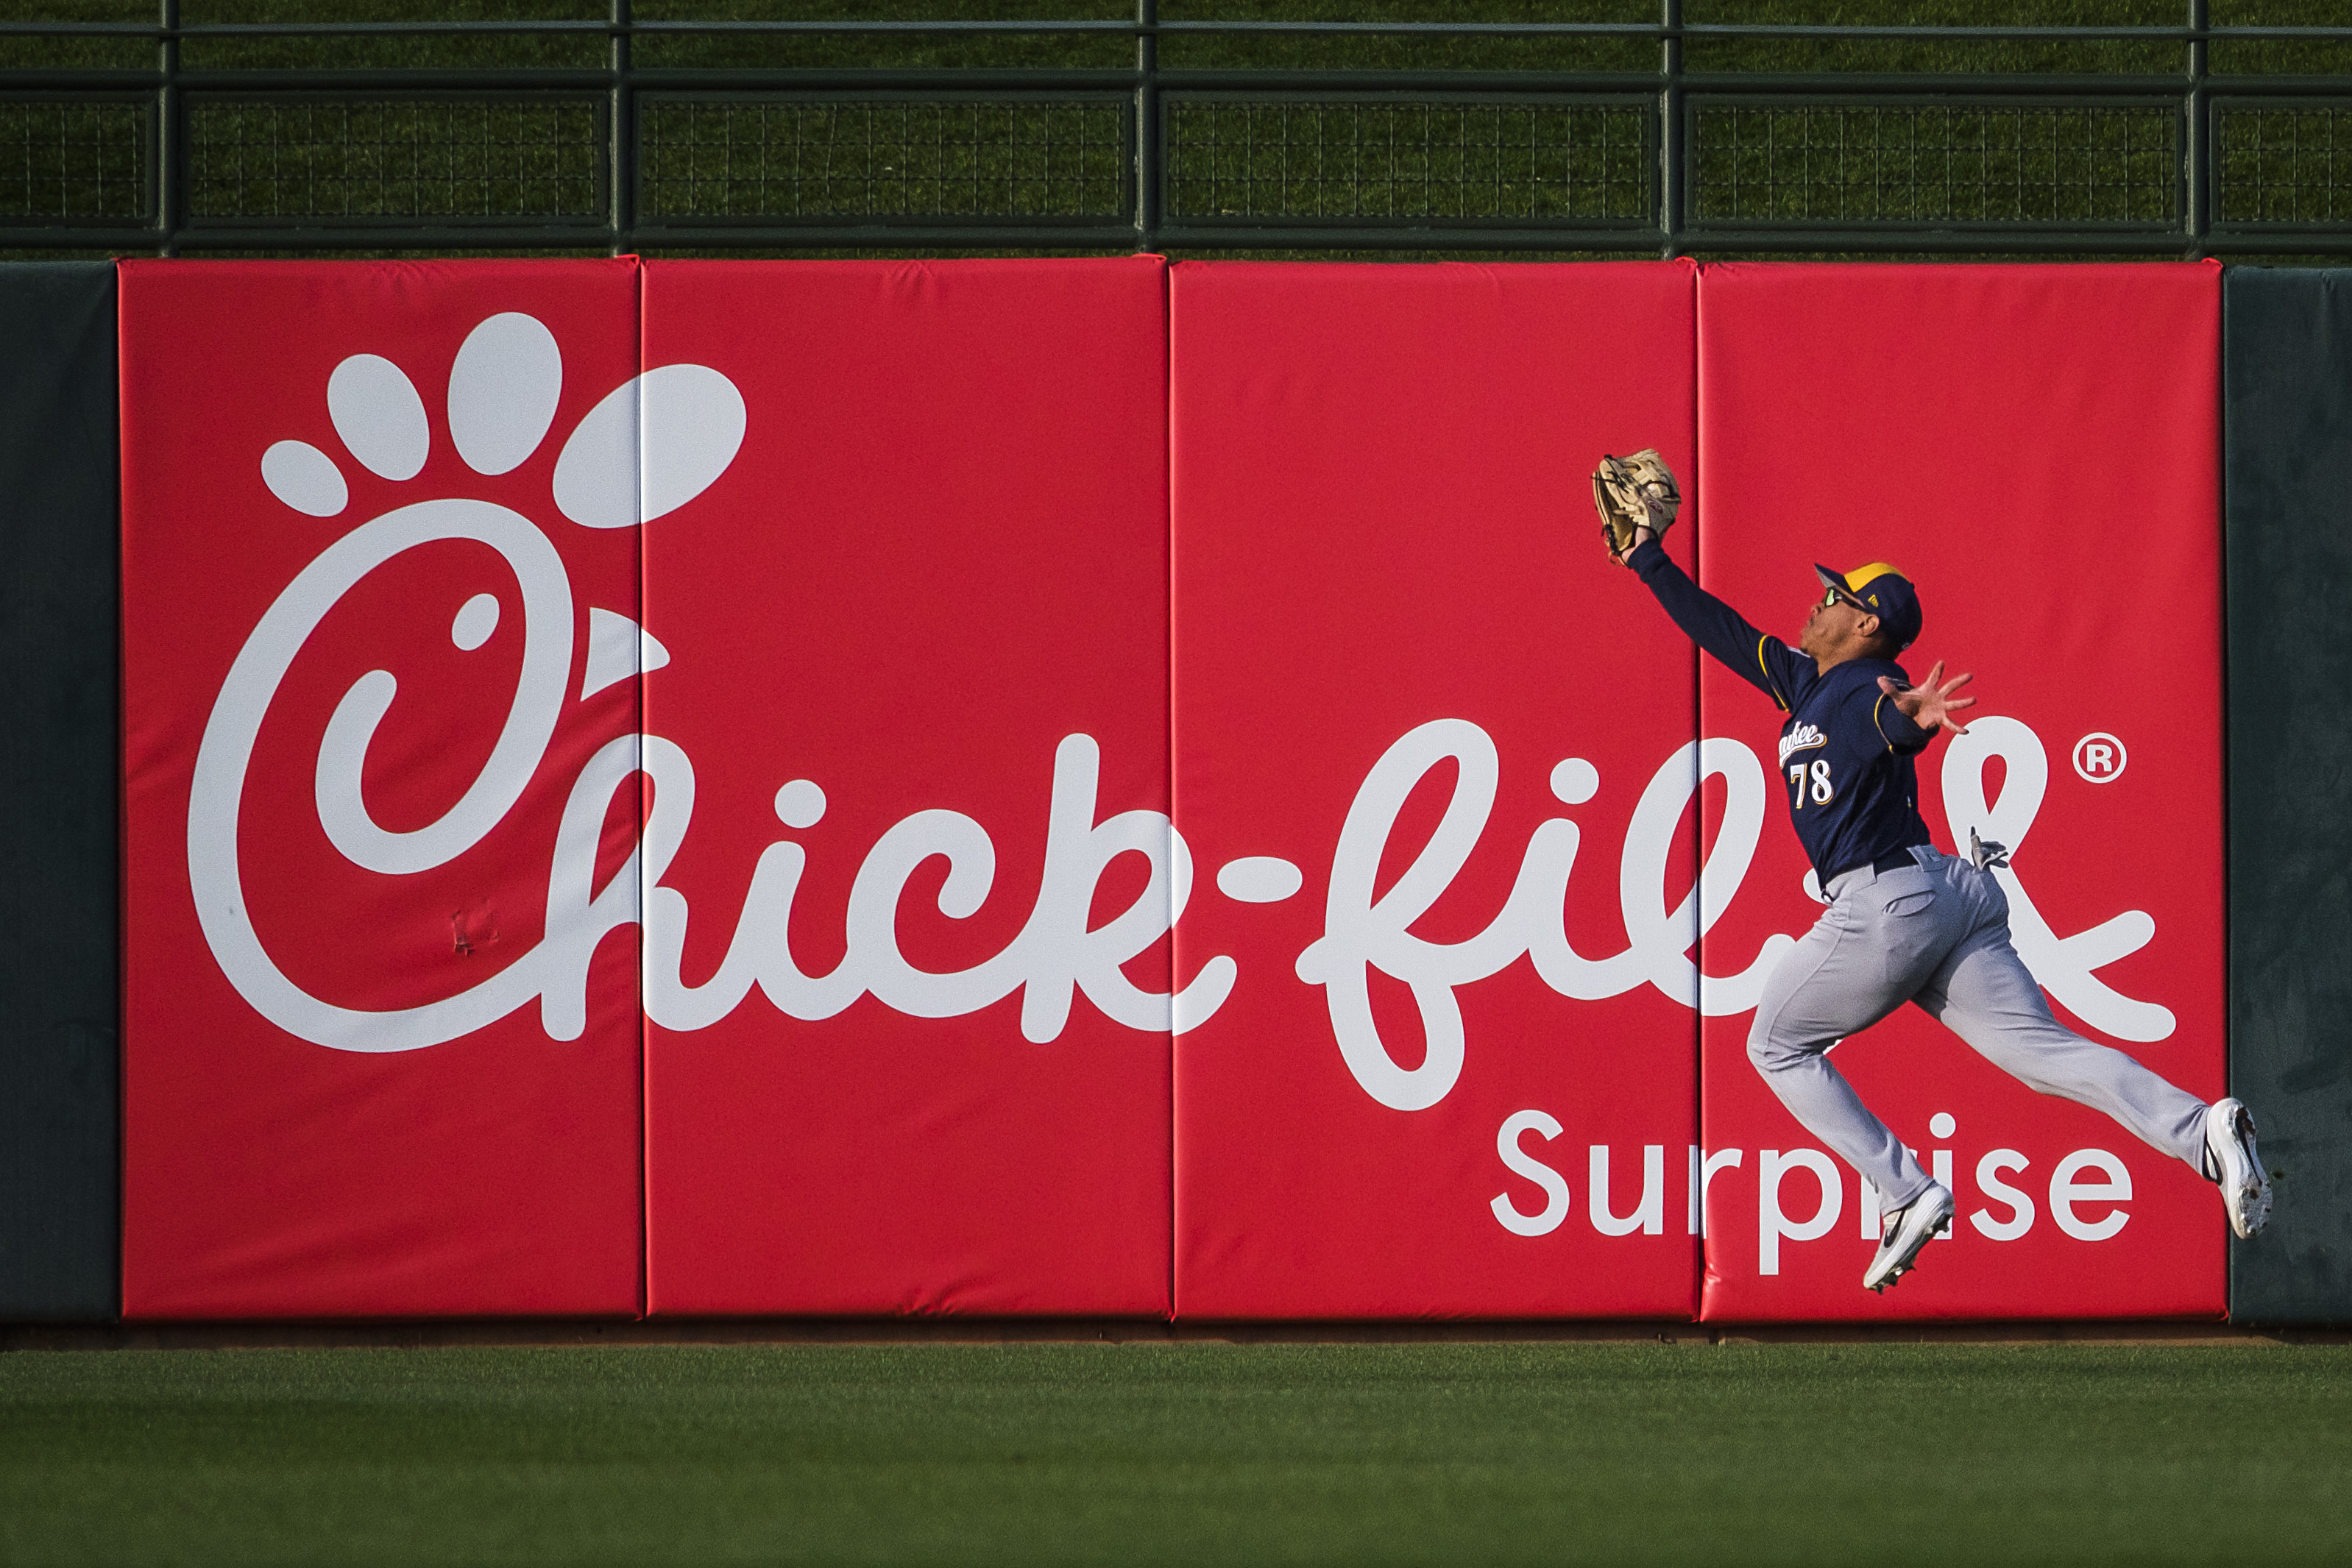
[187,312,2171,1079]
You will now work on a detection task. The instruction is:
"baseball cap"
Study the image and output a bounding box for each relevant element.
[1814,561,1923,650]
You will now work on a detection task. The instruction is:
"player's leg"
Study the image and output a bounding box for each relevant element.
[1746,869,1952,1215]
[1918,918,2273,1234]
[1914,857,2270,1237]
[1913,894,2206,1168]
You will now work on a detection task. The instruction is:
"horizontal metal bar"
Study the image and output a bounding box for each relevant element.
[0,228,2336,258]
[4,17,2352,43]
[0,221,2342,258]
[0,71,167,90]
[1676,74,2208,96]
[631,20,1127,35]
[0,20,608,38]
[0,227,165,247]
[162,226,621,249]
[1150,225,1666,250]
[1152,70,1662,93]
[3,69,2345,99]
[165,71,621,92]
[0,67,1152,92]
[637,85,1131,104]
[1159,21,2186,39]
[175,21,610,38]
[1144,227,2192,255]
[1687,221,2181,237]
[2173,78,2352,97]
[626,225,1139,248]
[0,79,154,96]
[633,214,1133,233]
[627,68,1144,92]
[1168,86,1651,107]
[2197,235,2352,253]
[0,22,153,35]
[1157,21,1653,35]
[181,86,604,104]
[2213,231,2352,243]
[0,19,1141,39]
[1150,70,2352,97]
[1688,89,2181,110]
[1673,230,2352,255]
[181,221,612,238]
[2,65,2351,95]
[1682,24,2349,40]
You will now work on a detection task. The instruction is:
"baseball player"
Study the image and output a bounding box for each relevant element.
[1590,452,2272,1292]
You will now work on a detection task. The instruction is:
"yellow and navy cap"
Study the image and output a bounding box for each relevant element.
[1814,561,1922,649]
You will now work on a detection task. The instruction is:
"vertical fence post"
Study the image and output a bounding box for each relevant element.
[611,0,636,254]
[2186,0,2209,258]
[1660,0,1684,259]
[1136,0,1160,252]
[156,0,179,256]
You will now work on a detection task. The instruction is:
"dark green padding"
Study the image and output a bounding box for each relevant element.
[2225,267,2352,1324]
[0,263,118,1322]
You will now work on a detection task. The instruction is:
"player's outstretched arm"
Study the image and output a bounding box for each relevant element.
[1877,661,1977,736]
[1617,525,1803,708]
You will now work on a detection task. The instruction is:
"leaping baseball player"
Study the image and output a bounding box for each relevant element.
[1591,451,2272,1293]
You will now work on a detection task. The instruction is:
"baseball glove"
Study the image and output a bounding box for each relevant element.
[1592,449,1681,564]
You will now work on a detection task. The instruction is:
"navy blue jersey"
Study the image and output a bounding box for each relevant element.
[1629,538,1935,879]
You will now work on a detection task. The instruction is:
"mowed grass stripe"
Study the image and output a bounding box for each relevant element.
[1,1341,2348,1565]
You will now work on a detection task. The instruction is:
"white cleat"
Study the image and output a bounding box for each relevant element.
[1863,1182,1955,1294]
[2203,1097,2273,1240]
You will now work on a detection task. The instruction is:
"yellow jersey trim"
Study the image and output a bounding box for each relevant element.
[1756,634,1788,711]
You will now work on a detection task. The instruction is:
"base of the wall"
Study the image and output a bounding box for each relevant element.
[7,1317,2348,1350]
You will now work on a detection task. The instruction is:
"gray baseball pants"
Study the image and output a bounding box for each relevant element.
[1748,845,2208,1213]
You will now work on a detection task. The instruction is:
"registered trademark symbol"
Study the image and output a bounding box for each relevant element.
[2072,732,2128,784]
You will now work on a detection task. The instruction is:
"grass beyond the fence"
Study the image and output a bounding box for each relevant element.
[1,1341,2349,1565]
[4,1,2352,257]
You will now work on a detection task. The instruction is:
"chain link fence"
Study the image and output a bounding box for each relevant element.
[1,8,2351,255]
[1692,103,2178,228]
[1165,98,1651,225]
[188,99,603,222]
[0,99,143,221]
[2218,107,2352,226]
[640,98,1127,221]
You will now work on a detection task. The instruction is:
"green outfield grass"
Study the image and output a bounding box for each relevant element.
[2,1341,2349,1565]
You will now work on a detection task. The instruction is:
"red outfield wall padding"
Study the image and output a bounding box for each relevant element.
[1170,262,1703,1319]
[114,255,2235,1325]
[1690,263,2225,1320]
[640,259,1176,1316]
[121,261,648,1317]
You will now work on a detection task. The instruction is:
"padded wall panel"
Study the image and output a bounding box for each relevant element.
[640,259,1175,1316]
[1171,261,1701,1319]
[1693,263,2225,1320]
[121,261,645,1318]
[0,263,119,1321]
[2223,267,2352,1324]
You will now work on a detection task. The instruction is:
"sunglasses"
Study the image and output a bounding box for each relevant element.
[1816,582,1872,616]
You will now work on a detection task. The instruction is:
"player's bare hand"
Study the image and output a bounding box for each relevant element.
[1878,661,1976,736]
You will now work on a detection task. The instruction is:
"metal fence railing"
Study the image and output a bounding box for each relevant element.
[7,4,2352,256]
